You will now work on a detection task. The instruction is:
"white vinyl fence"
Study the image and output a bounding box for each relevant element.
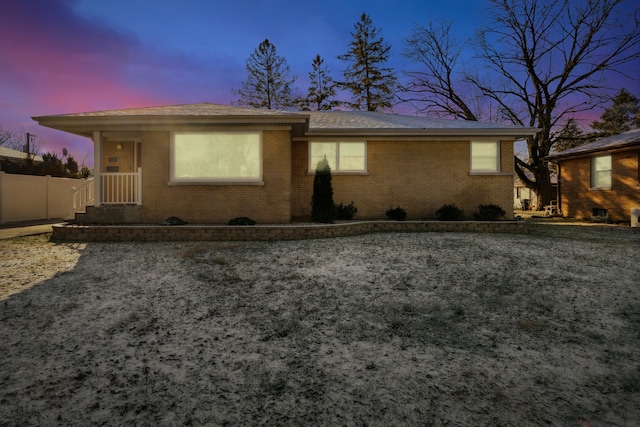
[0,171,89,224]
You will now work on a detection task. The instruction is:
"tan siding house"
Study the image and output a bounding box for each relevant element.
[33,103,537,224]
[546,128,640,222]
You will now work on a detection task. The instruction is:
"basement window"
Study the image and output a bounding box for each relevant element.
[592,208,608,218]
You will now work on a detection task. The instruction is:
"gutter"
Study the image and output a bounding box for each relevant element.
[296,127,540,141]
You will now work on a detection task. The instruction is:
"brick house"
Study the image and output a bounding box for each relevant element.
[0,146,43,170]
[546,128,640,222]
[33,103,537,224]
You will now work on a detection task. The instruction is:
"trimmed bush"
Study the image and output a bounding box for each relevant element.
[473,204,506,221]
[335,202,358,220]
[386,206,407,221]
[160,216,188,225]
[228,217,256,226]
[435,204,465,221]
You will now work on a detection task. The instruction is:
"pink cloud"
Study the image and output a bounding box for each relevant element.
[0,0,239,163]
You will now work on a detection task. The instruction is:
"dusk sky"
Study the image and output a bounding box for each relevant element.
[1,0,638,165]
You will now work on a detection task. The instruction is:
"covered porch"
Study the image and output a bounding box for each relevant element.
[92,131,142,207]
[71,131,143,223]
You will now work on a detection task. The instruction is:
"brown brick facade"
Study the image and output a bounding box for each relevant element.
[138,129,292,224]
[559,150,640,221]
[102,141,137,173]
[292,140,515,220]
[98,131,517,224]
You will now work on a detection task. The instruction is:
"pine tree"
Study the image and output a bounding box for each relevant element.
[235,39,296,110]
[311,156,335,223]
[304,54,339,111]
[338,12,397,111]
[591,88,640,137]
[553,118,587,151]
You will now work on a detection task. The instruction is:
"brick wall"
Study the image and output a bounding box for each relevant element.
[560,149,640,221]
[138,130,292,224]
[292,139,515,220]
[102,141,136,173]
[104,131,517,224]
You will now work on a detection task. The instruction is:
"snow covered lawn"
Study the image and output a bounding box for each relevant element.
[1,222,639,426]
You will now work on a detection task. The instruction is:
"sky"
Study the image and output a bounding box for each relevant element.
[0,0,638,165]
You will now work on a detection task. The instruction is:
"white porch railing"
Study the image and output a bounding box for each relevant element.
[70,178,95,216]
[101,167,142,205]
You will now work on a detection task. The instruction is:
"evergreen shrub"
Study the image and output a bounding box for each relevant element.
[385,206,407,221]
[311,157,336,223]
[228,217,256,226]
[335,202,358,220]
[435,204,465,221]
[473,204,506,221]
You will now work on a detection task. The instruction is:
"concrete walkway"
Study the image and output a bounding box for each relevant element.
[0,220,66,240]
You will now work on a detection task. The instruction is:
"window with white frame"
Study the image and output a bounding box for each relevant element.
[471,141,500,172]
[309,141,366,172]
[591,155,612,188]
[171,131,262,183]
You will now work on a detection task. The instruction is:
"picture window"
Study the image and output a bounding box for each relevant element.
[170,131,262,183]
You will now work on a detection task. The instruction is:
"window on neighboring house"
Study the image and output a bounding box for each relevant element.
[170,131,262,183]
[471,141,500,172]
[591,155,612,189]
[309,142,367,172]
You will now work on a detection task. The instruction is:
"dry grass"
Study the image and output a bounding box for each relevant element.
[0,222,639,426]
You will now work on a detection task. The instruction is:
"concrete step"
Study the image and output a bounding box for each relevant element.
[75,205,141,224]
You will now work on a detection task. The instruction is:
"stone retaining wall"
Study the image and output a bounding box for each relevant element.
[52,220,528,242]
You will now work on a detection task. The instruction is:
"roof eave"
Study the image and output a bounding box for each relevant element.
[32,114,309,138]
[546,142,640,161]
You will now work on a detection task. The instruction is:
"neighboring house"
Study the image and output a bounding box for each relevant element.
[514,174,557,210]
[0,146,43,170]
[32,103,537,224]
[546,128,640,222]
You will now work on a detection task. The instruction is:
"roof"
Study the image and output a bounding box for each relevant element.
[547,128,640,160]
[303,110,535,139]
[41,103,305,118]
[32,103,309,137]
[308,110,524,130]
[33,102,539,139]
[0,146,43,162]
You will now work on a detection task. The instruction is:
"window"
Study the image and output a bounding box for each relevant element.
[471,141,499,172]
[591,155,612,188]
[171,131,262,183]
[592,208,608,218]
[309,142,366,172]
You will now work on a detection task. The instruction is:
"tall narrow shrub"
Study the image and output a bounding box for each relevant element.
[311,156,336,223]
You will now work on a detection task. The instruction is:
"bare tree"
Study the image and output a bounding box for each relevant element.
[402,20,481,121]
[0,128,44,157]
[0,127,16,147]
[402,0,640,207]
